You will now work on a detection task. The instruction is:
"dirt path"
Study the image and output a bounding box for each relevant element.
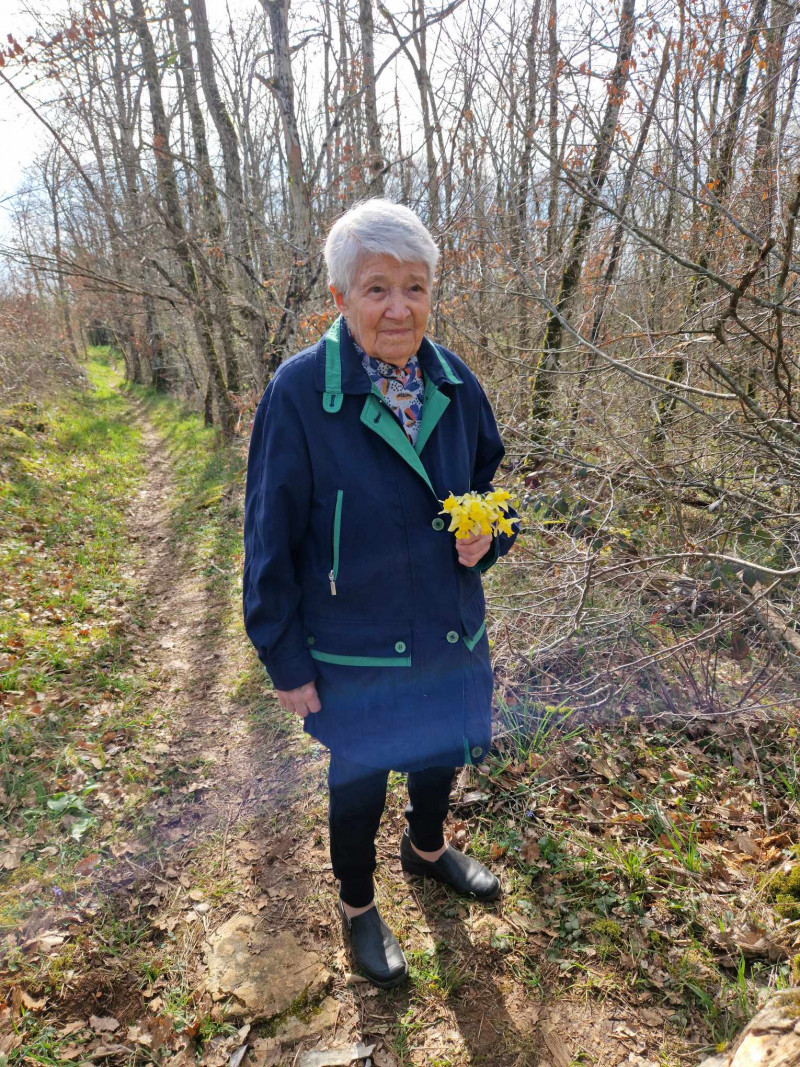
[124,402,267,824]
[114,399,679,1067]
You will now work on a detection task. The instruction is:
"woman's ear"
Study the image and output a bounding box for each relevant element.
[329,285,347,315]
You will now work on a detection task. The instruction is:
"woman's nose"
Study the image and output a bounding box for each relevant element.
[384,290,408,319]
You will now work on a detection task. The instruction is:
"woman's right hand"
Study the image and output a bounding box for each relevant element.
[275,681,321,718]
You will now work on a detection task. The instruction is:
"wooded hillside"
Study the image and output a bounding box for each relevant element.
[4,0,798,721]
[1,0,800,1061]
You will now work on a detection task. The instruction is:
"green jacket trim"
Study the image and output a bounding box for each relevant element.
[463,735,473,766]
[321,316,462,410]
[310,650,412,667]
[463,620,486,652]
[360,391,438,498]
[324,318,461,494]
[331,490,343,582]
[323,318,343,413]
[414,374,451,455]
[435,344,464,384]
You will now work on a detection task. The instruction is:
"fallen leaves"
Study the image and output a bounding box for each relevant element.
[0,839,26,870]
[710,922,790,964]
[89,1015,120,1034]
[541,1025,572,1067]
[730,832,760,858]
[0,1031,23,1056]
[520,838,542,864]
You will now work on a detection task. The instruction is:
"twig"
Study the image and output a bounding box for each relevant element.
[123,855,174,887]
[745,727,773,834]
[220,802,235,872]
[331,1001,342,1043]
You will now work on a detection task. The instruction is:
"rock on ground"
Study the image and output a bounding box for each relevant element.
[274,996,341,1042]
[699,989,800,1067]
[204,914,330,1022]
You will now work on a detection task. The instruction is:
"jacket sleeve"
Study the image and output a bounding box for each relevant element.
[470,381,520,574]
[242,377,318,691]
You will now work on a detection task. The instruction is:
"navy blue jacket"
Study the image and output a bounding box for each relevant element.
[242,316,518,771]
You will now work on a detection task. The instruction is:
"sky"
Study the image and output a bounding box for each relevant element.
[0,0,260,242]
[0,0,623,246]
[1,0,40,236]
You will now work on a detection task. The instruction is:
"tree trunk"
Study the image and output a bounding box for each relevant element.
[129,0,236,436]
[359,0,384,194]
[713,0,770,206]
[569,31,671,438]
[531,0,637,434]
[169,0,241,394]
[260,0,316,374]
[189,0,267,378]
[514,2,541,358]
[106,0,162,386]
[546,0,560,262]
[656,0,769,442]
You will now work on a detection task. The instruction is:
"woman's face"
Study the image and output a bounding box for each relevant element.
[330,254,432,367]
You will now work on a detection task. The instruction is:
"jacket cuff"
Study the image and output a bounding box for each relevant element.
[473,535,501,574]
[263,648,318,692]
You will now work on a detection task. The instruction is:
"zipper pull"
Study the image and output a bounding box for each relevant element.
[328,570,337,595]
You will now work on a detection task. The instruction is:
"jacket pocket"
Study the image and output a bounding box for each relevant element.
[328,489,343,595]
[460,589,487,652]
[305,616,412,667]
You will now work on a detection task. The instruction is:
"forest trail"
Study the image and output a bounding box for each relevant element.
[121,400,282,832]
[124,403,255,819]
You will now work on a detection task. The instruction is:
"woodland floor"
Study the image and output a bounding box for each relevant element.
[1,353,798,1067]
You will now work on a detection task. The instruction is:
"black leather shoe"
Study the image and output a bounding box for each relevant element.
[400,827,501,901]
[338,899,409,989]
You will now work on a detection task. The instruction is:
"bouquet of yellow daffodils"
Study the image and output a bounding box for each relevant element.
[439,489,520,540]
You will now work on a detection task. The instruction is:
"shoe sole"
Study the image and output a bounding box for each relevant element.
[339,915,410,989]
[400,859,502,901]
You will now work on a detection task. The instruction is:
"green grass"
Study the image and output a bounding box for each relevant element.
[3,345,797,1066]
[430,704,796,1056]
[407,942,466,998]
[0,347,248,1037]
[0,356,148,845]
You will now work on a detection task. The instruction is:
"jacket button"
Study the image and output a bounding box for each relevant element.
[431,516,445,531]
[394,641,406,654]
[471,746,483,759]
[446,630,460,644]
[306,636,315,646]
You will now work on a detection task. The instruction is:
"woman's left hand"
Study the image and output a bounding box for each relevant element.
[456,532,493,568]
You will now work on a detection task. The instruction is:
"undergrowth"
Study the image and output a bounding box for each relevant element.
[2,349,798,1067]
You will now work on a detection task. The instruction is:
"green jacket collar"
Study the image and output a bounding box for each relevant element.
[314,315,462,410]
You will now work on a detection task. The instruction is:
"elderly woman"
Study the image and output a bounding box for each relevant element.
[243,199,518,988]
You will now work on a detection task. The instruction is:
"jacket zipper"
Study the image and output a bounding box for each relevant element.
[329,489,343,595]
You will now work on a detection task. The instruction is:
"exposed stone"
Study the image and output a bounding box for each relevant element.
[298,1044,375,1067]
[274,996,341,1042]
[204,914,330,1022]
[699,989,800,1067]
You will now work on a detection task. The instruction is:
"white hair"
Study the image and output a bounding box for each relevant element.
[324,199,440,294]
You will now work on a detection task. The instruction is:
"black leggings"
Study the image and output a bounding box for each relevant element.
[328,753,456,908]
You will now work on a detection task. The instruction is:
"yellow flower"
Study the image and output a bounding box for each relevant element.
[439,489,521,539]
